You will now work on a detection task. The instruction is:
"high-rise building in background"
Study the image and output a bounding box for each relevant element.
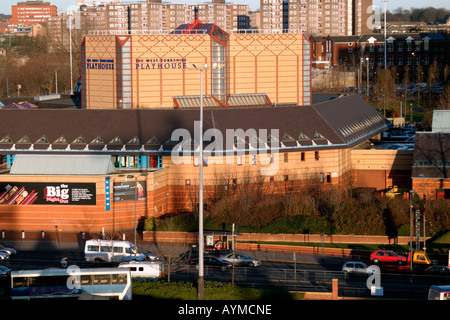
[8,0,373,52]
[9,0,57,27]
[259,0,372,36]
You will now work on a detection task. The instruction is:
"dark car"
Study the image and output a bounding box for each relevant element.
[203,246,231,257]
[424,266,450,277]
[190,256,232,271]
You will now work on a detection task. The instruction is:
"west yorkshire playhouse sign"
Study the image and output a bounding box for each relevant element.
[86,58,188,71]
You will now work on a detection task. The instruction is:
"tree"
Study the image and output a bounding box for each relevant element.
[437,84,450,110]
[374,67,396,116]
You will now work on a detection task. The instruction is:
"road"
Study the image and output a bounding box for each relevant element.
[1,245,449,300]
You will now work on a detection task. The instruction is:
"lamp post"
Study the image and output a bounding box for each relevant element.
[187,62,223,300]
[420,173,426,250]
[409,190,415,271]
[68,12,73,94]
[366,57,369,97]
[127,173,148,258]
[382,0,388,70]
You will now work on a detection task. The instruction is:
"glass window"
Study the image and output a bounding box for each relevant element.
[101,246,112,252]
[13,277,28,288]
[93,274,111,285]
[112,274,127,284]
[87,245,100,252]
[81,275,92,285]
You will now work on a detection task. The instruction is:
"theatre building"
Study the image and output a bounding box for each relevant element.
[81,20,312,109]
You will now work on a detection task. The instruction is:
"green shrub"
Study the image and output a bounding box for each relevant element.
[132,280,304,300]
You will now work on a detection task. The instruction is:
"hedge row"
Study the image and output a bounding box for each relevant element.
[132,280,304,300]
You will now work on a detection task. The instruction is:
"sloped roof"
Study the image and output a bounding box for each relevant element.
[0,95,390,155]
[171,19,229,46]
[10,154,116,175]
[412,132,450,179]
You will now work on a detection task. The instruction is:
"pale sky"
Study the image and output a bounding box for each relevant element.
[1,0,449,14]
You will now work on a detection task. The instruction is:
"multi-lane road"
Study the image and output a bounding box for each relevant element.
[1,245,449,300]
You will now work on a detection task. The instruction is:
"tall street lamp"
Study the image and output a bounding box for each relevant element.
[409,189,414,273]
[127,172,148,258]
[187,62,223,300]
[382,0,388,70]
[366,57,369,97]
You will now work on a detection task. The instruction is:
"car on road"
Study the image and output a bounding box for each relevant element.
[0,252,8,260]
[219,253,261,267]
[0,265,11,277]
[190,256,232,271]
[424,266,450,277]
[370,250,407,265]
[0,244,16,256]
[342,261,375,277]
[203,246,232,257]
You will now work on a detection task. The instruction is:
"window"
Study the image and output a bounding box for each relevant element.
[301,152,305,161]
[87,245,100,252]
[315,151,319,161]
[284,153,288,162]
[387,42,393,52]
[93,274,111,285]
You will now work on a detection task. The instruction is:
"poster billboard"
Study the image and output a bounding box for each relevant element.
[0,182,96,205]
[113,181,146,202]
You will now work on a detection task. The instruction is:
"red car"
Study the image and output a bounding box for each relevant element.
[370,250,407,265]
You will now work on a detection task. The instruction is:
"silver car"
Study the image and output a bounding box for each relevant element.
[0,244,16,256]
[342,261,374,277]
[219,253,261,267]
[0,252,8,260]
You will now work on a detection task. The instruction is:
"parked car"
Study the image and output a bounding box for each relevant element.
[370,250,407,265]
[342,261,375,277]
[0,265,11,277]
[424,266,450,277]
[190,256,232,272]
[0,252,8,260]
[219,253,261,267]
[203,246,232,257]
[0,244,16,256]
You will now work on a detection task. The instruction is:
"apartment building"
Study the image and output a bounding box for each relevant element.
[9,0,57,28]
[259,0,372,36]
[310,32,450,74]
[47,4,106,52]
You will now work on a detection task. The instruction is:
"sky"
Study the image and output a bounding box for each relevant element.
[1,0,450,15]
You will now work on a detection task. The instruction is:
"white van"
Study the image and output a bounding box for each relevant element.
[84,239,157,263]
[118,260,165,280]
